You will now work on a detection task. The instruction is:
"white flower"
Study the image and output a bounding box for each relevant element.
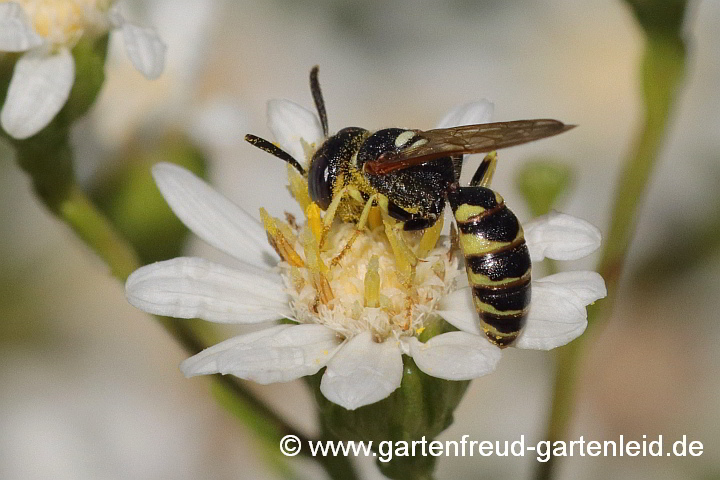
[125,99,606,411]
[0,0,166,139]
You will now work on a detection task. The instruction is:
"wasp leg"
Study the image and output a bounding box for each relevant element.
[403,217,436,231]
[322,186,348,229]
[470,151,497,187]
[330,193,378,267]
[320,184,364,248]
[385,201,441,231]
[451,154,464,181]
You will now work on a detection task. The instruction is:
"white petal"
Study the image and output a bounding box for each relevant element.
[1,48,74,139]
[436,287,481,336]
[406,332,501,380]
[524,211,602,262]
[0,2,43,51]
[320,332,403,410]
[181,324,342,383]
[125,257,292,324]
[536,271,607,305]
[152,163,277,268]
[435,99,494,129]
[515,271,605,350]
[121,22,166,79]
[267,99,324,164]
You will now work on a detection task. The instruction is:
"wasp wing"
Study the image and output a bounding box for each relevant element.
[364,119,574,176]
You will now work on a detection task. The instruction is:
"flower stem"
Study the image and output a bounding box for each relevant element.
[11,136,358,479]
[535,27,687,480]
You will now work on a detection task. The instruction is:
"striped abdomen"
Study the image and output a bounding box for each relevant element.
[447,186,531,348]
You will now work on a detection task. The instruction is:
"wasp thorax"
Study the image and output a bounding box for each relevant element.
[355,128,421,171]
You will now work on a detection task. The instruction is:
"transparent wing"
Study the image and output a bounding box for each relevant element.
[364,119,574,176]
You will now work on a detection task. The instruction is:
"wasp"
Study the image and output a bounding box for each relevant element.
[246,67,574,347]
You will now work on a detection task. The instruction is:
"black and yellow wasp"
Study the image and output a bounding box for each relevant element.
[246,67,574,347]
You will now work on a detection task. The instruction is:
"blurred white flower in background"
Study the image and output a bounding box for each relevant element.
[125,98,606,410]
[0,0,166,139]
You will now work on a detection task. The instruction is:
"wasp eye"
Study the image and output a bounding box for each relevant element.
[308,150,332,210]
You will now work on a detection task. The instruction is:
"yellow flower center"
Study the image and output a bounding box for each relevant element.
[261,166,462,342]
[8,0,113,46]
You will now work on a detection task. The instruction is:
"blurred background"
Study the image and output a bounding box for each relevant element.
[1,0,719,478]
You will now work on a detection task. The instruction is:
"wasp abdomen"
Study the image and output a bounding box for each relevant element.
[448,186,531,348]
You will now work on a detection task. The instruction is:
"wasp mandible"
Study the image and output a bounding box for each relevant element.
[246,67,574,347]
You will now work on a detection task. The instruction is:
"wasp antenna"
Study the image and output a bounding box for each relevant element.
[310,66,329,137]
[245,134,305,175]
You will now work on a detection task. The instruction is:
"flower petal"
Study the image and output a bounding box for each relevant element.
[267,99,324,164]
[515,271,606,350]
[1,48,74,139]
[0,2,44,52]
[320,332,403,410]
[180,324,342,383]
[435,99,494,129]
[436,287,481,336]
[536,271,607,305]
[120,21,166,79]
[406,331,501,380]
[152,163,277,268]
[125,257,292,324]
[524,211,602,262]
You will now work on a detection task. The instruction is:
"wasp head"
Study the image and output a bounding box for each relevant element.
[308,127,368,209]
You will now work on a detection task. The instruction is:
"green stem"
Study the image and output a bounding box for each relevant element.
[535,33,687,480]
[57,185,142,279]
[12,137,358,479]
